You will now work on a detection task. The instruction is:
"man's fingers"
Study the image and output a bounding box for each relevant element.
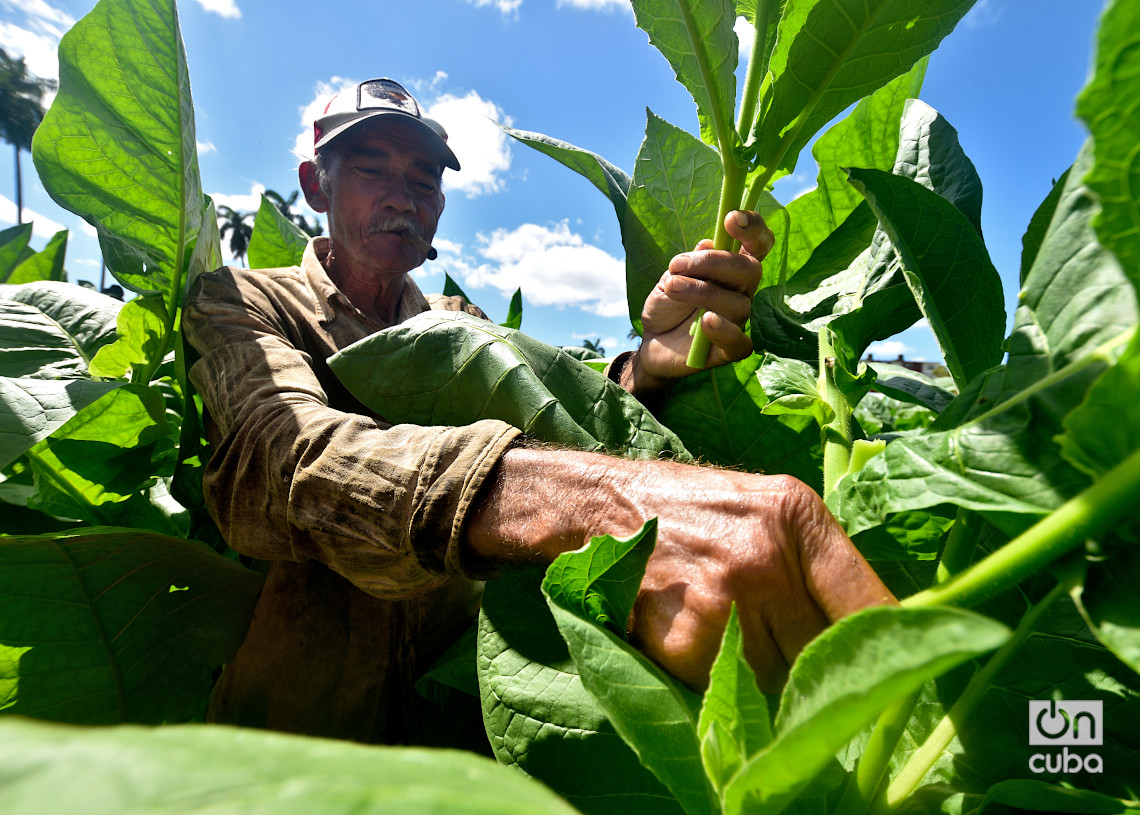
[702,312,754,364]
[725,210,775,261]
[661,270,754,324]
[790,487,898,621]
[668,247,761,296]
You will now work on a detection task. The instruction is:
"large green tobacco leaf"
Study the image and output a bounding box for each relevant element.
[330,311,690,460]
[31,0,205,305]
[0,528,260,724]
[846,167,1004,390]
[698,606,771,793]
[1076,0,1140,289]
[479,565,681,815]
[501,287,523,330]
[722,606,1009,815]
[247,193,309,270]
[544,520,657,637]
[0,282,121,379]
[0,377,124,470]
[1001,141,1137,391]
[502,126,631,226]
[1073,545,1140,676]
[757,354,836,428]
[0,718,581,815]
[832,142,1136,537]
[657,353,822,487]
[0,223,34,279]
[978,780,1140,814]
[751,0,977,176]
[781,59,928,281]
[804,101,985,376]
[87,295,167,380]
[867,363,954,413]
[897,604,1140,800]
[23,385,174,527]
[543,526,716,815]
[5,229,68,285]
[625,111,722,334]
[1059,333,1140,480]
[630,0,738,150]
[1,282,121,360]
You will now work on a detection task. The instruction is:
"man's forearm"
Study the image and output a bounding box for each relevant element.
[465,446,648,564]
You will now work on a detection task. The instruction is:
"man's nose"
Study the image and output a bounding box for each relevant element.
[378,179,416,213]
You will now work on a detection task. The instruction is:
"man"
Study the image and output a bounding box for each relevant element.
[183,78,891,745]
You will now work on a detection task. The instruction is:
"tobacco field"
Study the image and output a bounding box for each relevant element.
[0,0,1138,812]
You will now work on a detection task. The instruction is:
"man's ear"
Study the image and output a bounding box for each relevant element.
[299,161,328,213]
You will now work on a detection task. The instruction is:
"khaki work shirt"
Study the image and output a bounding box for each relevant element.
[182,237,520,744]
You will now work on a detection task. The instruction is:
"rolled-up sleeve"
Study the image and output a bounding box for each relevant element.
[183,268,520,600]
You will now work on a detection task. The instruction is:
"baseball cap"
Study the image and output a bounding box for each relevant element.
[313,78,460,171]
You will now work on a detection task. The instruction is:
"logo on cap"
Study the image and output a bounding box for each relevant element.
[359,80,420,117]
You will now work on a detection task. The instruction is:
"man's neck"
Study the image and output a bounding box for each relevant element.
[324,248,408,325]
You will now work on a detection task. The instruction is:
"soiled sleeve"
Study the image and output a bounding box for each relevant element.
[182,269,520,600]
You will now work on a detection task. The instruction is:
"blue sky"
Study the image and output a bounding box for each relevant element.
[0,0,1107,362]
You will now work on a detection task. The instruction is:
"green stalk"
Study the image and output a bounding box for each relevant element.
[935,508,984,584]
[736,0,772,142]
[686,166,745,368]
[875,584,1066,813]
[834,690,921,815]
[903,444,1140,610]
[819,333,853,498]
[685,5,769,370]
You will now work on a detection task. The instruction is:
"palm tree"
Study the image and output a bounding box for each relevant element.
[582,338,607,356]
[216,205,254,265]
[264,188,324,237]
[0,49,56,224]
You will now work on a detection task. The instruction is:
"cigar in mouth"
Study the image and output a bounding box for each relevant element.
[401,230,438,261]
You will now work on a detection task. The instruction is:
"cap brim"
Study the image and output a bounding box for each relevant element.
[314,110,460,171]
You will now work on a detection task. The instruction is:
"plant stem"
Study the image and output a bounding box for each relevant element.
[819,332,853,498]
[935,508,984,584]
[736,0,772,142]
[903,444,1140,610]
[686,5,771,370]
[834,690,921,815]
[686,142,747,370]
[875,584,1066,813]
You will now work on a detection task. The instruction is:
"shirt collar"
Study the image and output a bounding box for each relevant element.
[301,236,431,327]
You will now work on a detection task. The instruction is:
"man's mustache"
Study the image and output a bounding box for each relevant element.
[367,218,436,260]
[367,217,422,239]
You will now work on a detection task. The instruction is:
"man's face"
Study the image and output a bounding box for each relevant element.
[307,118,445,280]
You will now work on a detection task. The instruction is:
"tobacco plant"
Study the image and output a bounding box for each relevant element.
[1,0,1139,813]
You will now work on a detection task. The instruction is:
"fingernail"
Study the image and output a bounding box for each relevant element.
[672,254,692,272]
[734,211,750,229]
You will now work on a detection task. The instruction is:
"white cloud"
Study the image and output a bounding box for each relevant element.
[735,15,755,56]
[463,0,523,14]
[557,0,630,11]
[428,91,513,198]
[0,0,74,95]
[454,221,627,317]
[865,340,914,360]
[294,78,514,199]
[197,140,217,155]
[0,195,66,238]
[210,182,266,213]
[193,0,241,19]
[964,0,1001,28]
[72,257,99,267]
